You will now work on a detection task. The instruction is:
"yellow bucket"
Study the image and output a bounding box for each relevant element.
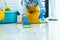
[0,10,4,21]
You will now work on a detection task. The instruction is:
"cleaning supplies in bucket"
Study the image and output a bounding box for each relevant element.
[4,0,11,11]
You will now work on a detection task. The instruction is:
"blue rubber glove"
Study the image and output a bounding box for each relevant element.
[39,8,45,18]
[23,16,31,28]
[23,16,29,25]
[39,8,45,22]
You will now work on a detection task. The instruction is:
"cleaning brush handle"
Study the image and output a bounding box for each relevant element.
[4,0,7,7]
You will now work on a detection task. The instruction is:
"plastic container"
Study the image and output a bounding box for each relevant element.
[0,10,19,24]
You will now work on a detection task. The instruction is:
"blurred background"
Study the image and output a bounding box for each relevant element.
[0,0,60,40]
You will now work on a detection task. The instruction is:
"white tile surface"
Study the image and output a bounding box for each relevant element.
[0,20,60,40]
[0,23,48,40]
[48,20,60,40]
